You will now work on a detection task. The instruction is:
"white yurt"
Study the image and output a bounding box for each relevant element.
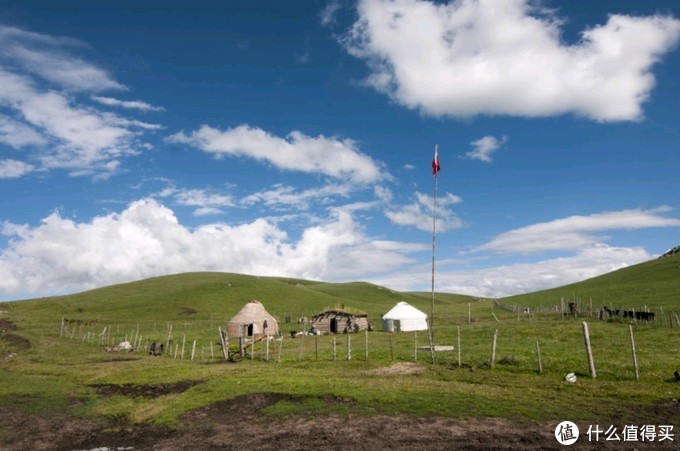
[381,302,428,332]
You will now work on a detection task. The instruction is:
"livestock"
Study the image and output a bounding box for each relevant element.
[600,306,655,322]
[149,341,164,356]
[117,341,133,351]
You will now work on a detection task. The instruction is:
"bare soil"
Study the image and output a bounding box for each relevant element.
[1,392,677,450]
[1,320,676,450]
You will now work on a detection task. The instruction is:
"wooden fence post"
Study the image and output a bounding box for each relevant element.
[629,325,639,381]
[365,330,369,361]
[457,326,461,367]
[389,334,394,361]
[266,335,270,362]
[536,341,543,374]
[346,334,352,361]
[490,329,498,369]
[218,327,228,360]
[582,322,596,378]
[277,335,283,364]
[414,331,418,362]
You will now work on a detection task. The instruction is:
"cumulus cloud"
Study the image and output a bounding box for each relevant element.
[0,199,421,299]
[387,244,653,298]
[0,159,35,178]
[167,124,386,183]
[343,0,680,121]
[478,207,680,254]
[385,191,463,232]
[465,135,507,162]
[0,24,159,178]
[0,114,47,149]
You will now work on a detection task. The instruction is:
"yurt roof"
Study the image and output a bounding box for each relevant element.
[228,300,278,324]
[382,301,427,319]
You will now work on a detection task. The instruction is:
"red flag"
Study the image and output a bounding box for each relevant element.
[432,145,440,176]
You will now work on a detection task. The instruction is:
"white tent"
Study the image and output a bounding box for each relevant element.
[381,302,428,332]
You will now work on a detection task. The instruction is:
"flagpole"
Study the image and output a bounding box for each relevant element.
[429,144,439,364]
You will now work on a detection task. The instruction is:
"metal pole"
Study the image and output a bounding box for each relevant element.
[429,144,439,365]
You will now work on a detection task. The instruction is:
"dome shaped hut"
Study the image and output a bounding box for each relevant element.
[227,300,279,337]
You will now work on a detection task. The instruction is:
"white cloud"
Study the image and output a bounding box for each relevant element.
[242,183,353,210]
[0,25,159,178]
[0,25,124,91]
[91,96,165,112]
[0,114,47,149]
[321,1,342,27]
[478,207,680,254]
[385,191,463,232]
[465,135,507,162]
[174,188,236,216]
[167,124,386,184]
[388,244,652,298]
[0,199,421,298]
[0,159,35,178]
[343,0,680,121]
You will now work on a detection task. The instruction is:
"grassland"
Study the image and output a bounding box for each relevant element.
[1,253,680,449]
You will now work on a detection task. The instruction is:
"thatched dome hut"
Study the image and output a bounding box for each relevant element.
[227,300,279,337]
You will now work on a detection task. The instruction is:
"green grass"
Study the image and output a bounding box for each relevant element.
[2,253,680,429]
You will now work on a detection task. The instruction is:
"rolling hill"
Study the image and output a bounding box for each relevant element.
[501,250,680,310]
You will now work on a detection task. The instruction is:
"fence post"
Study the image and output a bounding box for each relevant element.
[414,331,418,362]
[346,334,351,361]
[333,336,337,362]
[277,335,283,364]
[490,329,498,369]
[365,330,369,362]
[629,325,639,381]
[582,322,596,378]
[457,326,461,367]
[389,334,394,361]
[218,327,228,360]
[536,341,543,374]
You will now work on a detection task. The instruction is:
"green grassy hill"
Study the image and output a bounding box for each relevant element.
[2,253,680,449]
[499,252,680,311]
[5,272,474,332]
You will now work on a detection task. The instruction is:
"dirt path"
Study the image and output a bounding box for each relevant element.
[1,393,676,450]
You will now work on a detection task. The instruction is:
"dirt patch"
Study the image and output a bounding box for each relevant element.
[0,394,677,450]
[89,380,201,398]
[364,362,425,376]
[0,318,18,331]
[1,333,30,351]
[0,318,30,353]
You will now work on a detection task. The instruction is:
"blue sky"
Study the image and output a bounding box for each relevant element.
[1,0,679,301]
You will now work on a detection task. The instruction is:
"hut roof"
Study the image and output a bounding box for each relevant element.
[227,300,279,336]
[312,309,368,319]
